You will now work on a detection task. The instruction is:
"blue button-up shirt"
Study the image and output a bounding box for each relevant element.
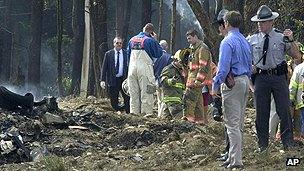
[212,28,252,91]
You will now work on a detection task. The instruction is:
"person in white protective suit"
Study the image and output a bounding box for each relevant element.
[126,23,163,114]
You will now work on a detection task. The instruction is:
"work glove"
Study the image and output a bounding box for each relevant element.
[100,81,106,89]
[146,83,156,94]
[167,78,177,86]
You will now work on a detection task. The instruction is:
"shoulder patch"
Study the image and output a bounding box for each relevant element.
[274,29,283,33]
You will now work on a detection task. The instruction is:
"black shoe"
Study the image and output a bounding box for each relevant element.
[217,153,228,161]
[219,161,229,167]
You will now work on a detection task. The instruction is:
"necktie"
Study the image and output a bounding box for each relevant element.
[262,34,269,65]
[116,51,120,75]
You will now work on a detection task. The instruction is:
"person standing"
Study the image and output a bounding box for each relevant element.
[247,5,300,152]
[214,9,230,162]
[127,23,163,115]
[154,40,172,116]
[211,11,252,169]
[100,37,130,113]
[159,48,190,118]
[183,29,213,125]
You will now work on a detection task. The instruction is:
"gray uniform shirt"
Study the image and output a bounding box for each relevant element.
[247,28,292,70]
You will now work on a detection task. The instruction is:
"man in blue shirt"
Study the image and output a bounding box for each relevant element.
[211,11,252,169]
[127,23,163,115]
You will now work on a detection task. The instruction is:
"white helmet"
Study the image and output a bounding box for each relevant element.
[122,79,129,96]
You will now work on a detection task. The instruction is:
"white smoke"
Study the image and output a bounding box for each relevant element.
[163,0,203,33]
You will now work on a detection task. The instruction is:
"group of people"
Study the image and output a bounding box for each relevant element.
[100,5,304,170]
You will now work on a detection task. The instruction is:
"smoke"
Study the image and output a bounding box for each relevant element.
[163,0,203,33]
[163,0,218,37]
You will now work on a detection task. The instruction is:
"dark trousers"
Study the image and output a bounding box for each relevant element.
[108,77,130,113]
[254,74,294,148]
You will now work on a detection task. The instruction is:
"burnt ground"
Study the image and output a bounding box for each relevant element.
[0,96,303,171]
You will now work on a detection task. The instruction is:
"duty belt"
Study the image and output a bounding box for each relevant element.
[256,67,286,75]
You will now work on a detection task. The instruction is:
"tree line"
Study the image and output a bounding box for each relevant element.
[0,0,302,98]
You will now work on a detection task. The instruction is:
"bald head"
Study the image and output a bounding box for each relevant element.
[159,40,168,50]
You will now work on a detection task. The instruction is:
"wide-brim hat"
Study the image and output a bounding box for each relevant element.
[251,5,279,22]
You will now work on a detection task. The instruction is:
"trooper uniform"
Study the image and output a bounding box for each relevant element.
[183,41,213,123]
[247,5,298,150]
[159,49,190,118]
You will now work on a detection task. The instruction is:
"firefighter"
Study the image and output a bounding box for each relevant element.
[183,29,213,124]
[289,42,304,140]
[159,48,190,118]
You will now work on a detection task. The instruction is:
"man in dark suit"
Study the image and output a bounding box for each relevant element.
[100,37,130,113]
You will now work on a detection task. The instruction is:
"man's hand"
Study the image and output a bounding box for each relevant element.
[100,81,106,89]
[151,32,157,40]
[283,29,294,42]
[210,90,221,98]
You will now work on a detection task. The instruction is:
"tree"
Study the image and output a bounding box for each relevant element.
[1,0,13,82]
[170,0,176,54]
[71,0,85,95]
[28,0,43,92]
[187,0,219,58]
[122,0,132,48]
[141,0,152,27]
[158,0,163,40]
[116,0,124,37]
[90,0,108,97]
[222,0,245,32]
[57,0,64,96]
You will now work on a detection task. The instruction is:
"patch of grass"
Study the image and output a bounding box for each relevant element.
[42,155,67,171]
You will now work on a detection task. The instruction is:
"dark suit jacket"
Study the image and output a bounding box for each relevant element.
[101,49,128,87]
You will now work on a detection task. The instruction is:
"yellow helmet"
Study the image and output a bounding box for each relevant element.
[173,48,191,66]
[298,42,304,54]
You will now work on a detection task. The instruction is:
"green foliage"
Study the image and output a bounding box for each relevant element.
[42,155,67,171]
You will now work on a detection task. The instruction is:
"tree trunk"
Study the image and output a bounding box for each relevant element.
[203,0,210,18]
[57,0,64,96]
[10,22,21,86]
[187,0,219,58]
[222,0,245,32]
[175,13,181,51]
[170,0,176,54]
[90,0,108,97]
[158,0,163,40]
[80,0,91,97]
[122,0,132,48]
[28,0,43,93]
[1,0,13,83]
[116,0,125,37]
[71,0,85,95]
[141,0,152,27]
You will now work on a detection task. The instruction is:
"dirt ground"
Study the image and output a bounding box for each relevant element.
[0,96,303,171]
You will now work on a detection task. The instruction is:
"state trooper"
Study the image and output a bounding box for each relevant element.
[247,5,301,152]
